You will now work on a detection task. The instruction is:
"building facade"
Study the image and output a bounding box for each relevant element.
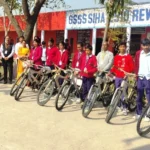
[0,4,150,55]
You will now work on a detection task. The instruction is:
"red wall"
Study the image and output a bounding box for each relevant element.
[45,30,57,45]
[38,12,66,31]
[141,27,150,39]
[0,11,66,32]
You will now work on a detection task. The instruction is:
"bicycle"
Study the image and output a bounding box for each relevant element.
[137,104,150,136]
[55,67,82,111]
[37,65,69,106]
[105,70,137,123]
[82,72,115,118]
[14,61,51,101]
[10,60,32,96]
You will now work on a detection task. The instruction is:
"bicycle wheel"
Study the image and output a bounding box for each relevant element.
[55,83,71,111]
[137,104,150,136]
[14,76,28,101]
[105,90,122,123]
[37,79,55,106]
[10,73,24,96]
[82,86,97,118]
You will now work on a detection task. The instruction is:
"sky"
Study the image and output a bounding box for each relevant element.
[0,0,150,15]
[41,0,150,12]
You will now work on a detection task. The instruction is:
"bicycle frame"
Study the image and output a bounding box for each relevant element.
[110,76,136,105]
[87,73,114,100]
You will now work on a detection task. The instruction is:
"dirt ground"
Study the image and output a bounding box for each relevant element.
[0,84,150,150]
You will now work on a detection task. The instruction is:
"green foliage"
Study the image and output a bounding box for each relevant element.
[107,28,126,43]
[96,0,134,19]
[4,0,21,11]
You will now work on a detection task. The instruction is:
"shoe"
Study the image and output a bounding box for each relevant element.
[9,81,12,84]
[133,114,140,120]
[52,94,57,99]
[80,102,84,109]
[144,116,150,122]
[122,109,128,116]
[67,99,73,105]
[76,98,82,104]
[70,97,77,102]
[116,106,122,112]
[4,81,7,84]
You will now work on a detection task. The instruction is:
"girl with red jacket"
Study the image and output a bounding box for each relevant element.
[72,42,85,69]
[29,39,42,67]
[55,41,69,69]
[46,38,58,69]
[55,41,69,84]
[110,42,134,115]
[77,44,97,104]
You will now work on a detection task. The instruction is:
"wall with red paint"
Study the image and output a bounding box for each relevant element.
[141,27,150,39]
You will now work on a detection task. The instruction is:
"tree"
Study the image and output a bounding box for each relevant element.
[96,0,134,44]
[0,0,69,43]
[2,0,20,36]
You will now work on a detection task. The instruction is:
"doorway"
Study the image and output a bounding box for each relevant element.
[95,38,103,55]
[130,34,141,55]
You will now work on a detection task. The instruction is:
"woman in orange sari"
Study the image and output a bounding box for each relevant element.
[17,40,29,78]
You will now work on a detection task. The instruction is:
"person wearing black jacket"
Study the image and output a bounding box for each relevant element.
[0,36,15,84]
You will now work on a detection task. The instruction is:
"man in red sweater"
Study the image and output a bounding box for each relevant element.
[110,42,134,115]
[77,44,97,104]
[134,38,150,121]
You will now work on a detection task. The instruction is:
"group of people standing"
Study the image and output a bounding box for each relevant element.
[0,35,150,120]
[0,36,70,84]
[71,38,150,121]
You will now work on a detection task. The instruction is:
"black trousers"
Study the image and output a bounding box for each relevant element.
[2,59,13,82]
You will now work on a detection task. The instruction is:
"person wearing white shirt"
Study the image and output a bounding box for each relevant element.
[97,41,114,73]
[41,41,47,65]
[135,38,150,121]
[0,35,15,84]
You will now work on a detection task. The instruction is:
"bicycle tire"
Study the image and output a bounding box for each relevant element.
[82,86,97,118]
[55,83,71,111]
[14,76,28,101]
[10,73,24,96]
[37,79,55,106]
[105,90,122,123]
[137,104,150,136]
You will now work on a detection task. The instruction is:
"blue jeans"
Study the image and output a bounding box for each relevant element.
[81,77,94,101]
[136,77,150,115]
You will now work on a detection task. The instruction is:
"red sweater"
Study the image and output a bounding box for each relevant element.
[72,51,85,69]
[55,49,69,69]
[29,46,43,66]
[46,46,58,66]
[110,54,134,78]
[79,54,97,78]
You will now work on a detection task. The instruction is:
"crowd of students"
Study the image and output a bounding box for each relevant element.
[0,35,150,121]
